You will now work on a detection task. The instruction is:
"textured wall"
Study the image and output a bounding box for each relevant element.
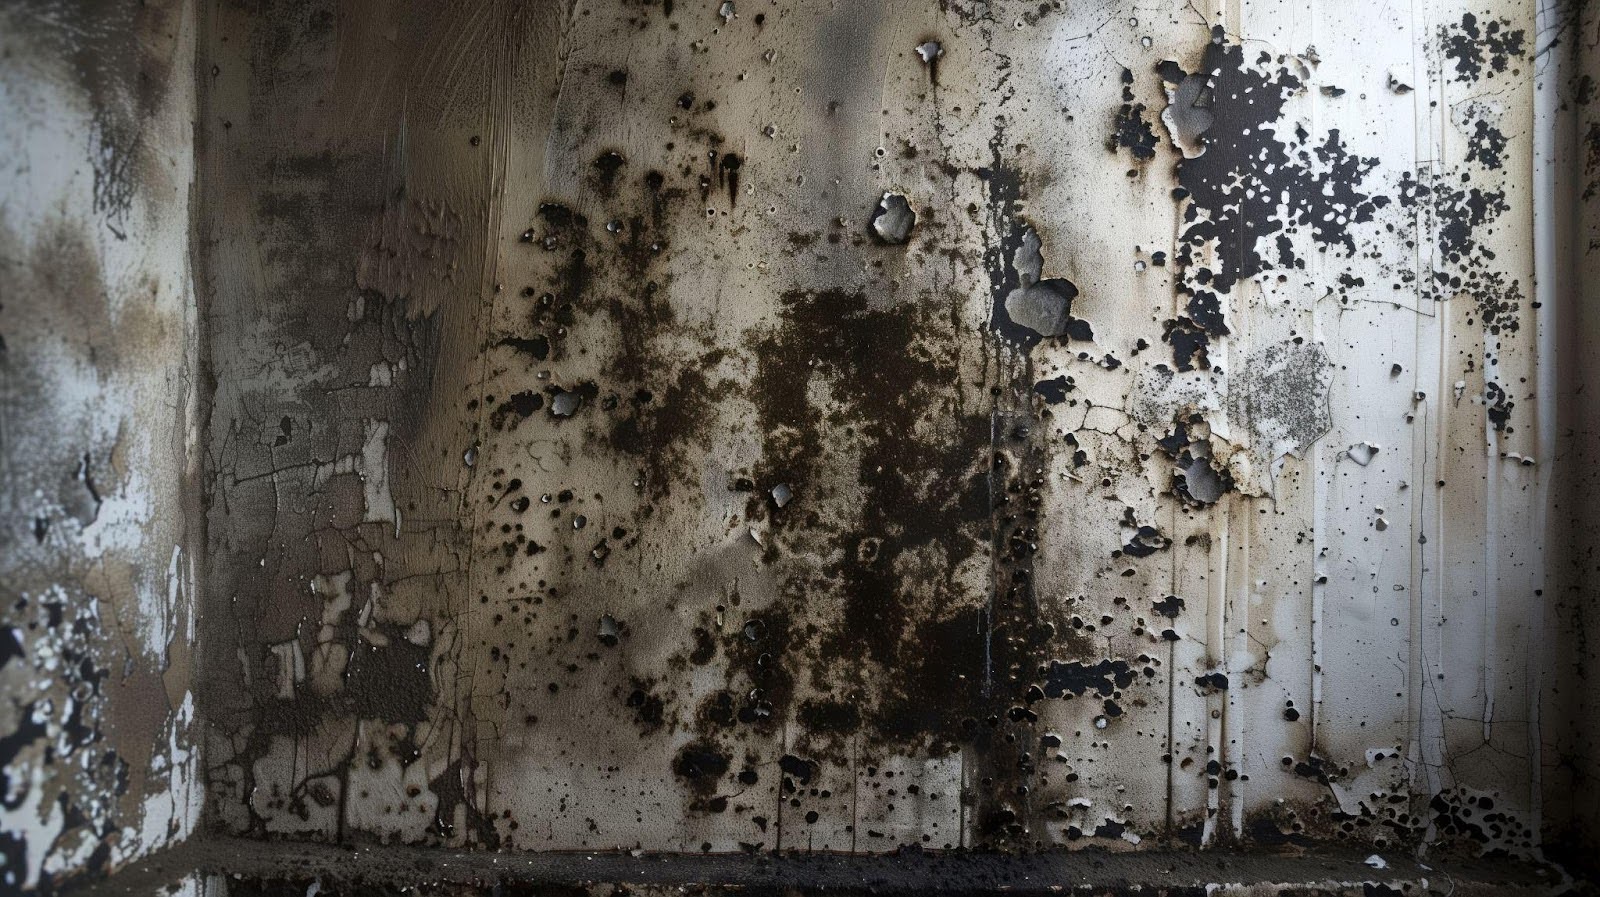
[194,0,1589,859]
[0,0,204,891]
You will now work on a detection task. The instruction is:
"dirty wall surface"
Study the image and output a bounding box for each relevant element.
[197,0,1589,858]
[0,0,205,891]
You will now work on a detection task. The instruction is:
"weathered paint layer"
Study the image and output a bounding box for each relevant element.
[0,0,205,891]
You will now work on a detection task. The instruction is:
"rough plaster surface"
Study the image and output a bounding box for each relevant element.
[189,0,1598,862]
[0,0,205,892]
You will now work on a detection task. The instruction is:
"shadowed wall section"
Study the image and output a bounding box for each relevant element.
[194,0,545,844]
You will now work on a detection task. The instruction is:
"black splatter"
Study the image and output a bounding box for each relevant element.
[1156,29,1387,370]
[1465,119,1507,170]
[1111,69,1158,160]
[1441,13,1526,83]
[1033,375,1075,404]
[1041,658,1136,699]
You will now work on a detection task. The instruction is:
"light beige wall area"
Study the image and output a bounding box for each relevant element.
[0,0,204,891]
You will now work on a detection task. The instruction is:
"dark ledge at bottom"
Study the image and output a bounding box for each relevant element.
[70,836,1587,897]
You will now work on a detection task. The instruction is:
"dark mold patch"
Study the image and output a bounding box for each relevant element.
[1465,120,1508,170]
[342,623,435,726]
[743,284,993,756]
[1409,175,1520,339]
[715,151,743,207]
[1441,13,1526,83]
[673,741,732,793]
[1041,659,1136,699]
[1431,787,1535,853]
[1485,381,1514,432]
[1032,375,1075,405]
[1111,69,1158,161]
[1155,29,1387,370]
[1116,509,1171,559]
[490,391,546,430]
[591,151,628,197]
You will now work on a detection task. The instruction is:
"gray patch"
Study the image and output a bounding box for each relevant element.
[1179,442,1228,505]
[551,389,582,417]
[871,192,916,244]
[1000,226,1089,340]
[770,482,793,508]
[1004,281,1078,338]
[1227,340,1335,483]
[1347,442,1381,466]
[1160,70,1214,158]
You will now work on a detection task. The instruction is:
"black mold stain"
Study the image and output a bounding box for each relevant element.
[591,151,627,198]
[498,334,551,360]
[743,285,993,755]
[1465,120,1508,170]
[716,151,743,206]
[1431,786,1535,853]
[1441,13,1526,83]
[1155,28,1387,370]
[1408,173,1520,346]
[979,136,1033,349]
[1485,381,1514,432]
[588,167,733,503]
[1041,659,1135,699]
[1118,524,1171,559]
[672,741,731,792]
[1111,69,1158,161]
[1032,375,1074,404]
[490,391,545,430]
[343,623,434,726]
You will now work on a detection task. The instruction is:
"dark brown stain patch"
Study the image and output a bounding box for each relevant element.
[740,285,995,757]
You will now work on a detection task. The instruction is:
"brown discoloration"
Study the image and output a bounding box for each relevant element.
[195,0,522,844]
